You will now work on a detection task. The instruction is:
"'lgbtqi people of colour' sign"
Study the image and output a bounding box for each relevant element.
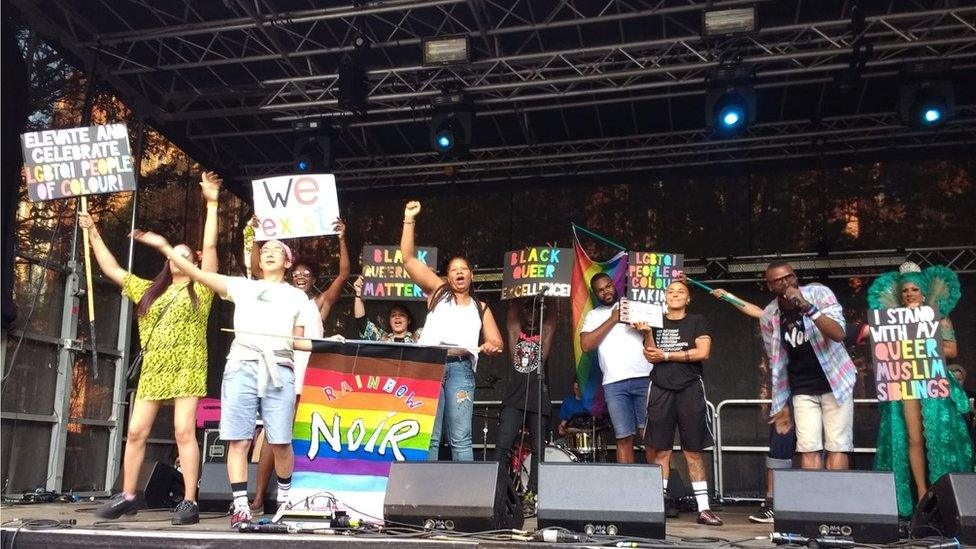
[251,173,340,241]
[501,247,573,300]
[627,252,684,306]
[361,245,438,301]
[292,340,446,521]
[869,306,948,402]
[21,123,136,201]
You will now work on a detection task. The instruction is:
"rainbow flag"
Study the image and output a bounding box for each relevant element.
[292,340,446,521]
[571,226,629,416]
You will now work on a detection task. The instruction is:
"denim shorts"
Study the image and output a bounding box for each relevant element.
[220,359,296,444]
[603,376,650,439]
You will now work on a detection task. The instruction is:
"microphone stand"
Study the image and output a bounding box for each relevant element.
[534,292,546,479]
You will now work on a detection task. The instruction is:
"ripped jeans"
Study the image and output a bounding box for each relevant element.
[427,358,475,461]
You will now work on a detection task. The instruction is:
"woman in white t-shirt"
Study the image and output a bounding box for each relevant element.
[400,201,504,461]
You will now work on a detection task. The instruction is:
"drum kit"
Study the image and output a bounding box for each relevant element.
[512,414,609,493]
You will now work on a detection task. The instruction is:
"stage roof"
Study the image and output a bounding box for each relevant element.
[12,0,976,194]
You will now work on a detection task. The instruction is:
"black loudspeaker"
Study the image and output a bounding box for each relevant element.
[384,461,523,532]
[112,461,183,509]
[538,463,665,539]
[774,470,899,543]
[197,462,276,512]
[910,473,976,544]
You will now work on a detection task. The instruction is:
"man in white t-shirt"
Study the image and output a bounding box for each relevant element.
[580,273,653,464]
[134,231,310,529]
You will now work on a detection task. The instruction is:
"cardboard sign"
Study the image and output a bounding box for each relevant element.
[869,306,948,401]
[251,174,340,241]
[292,340,446,521]
[361,245,438,301]
[627,252,684,306]
[21,123,136,201]
[501,247,573,300]
[619,298,663,328]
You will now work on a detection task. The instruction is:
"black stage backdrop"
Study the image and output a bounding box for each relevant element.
[124,158,973,497]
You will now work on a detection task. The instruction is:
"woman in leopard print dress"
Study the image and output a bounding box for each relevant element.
[79,172,222,526]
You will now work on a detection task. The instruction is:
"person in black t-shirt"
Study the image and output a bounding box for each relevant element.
[640,280,722,527]
[496,298,555,498]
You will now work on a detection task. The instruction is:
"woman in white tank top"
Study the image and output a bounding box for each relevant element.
[401,201,504,461]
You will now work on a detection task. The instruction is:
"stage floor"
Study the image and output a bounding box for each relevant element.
[0,501,778,548]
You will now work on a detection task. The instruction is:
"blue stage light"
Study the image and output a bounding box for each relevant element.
[296,159,310,171]
[717,103,746,131]
[922,106,943,125]
[434,131,454,152]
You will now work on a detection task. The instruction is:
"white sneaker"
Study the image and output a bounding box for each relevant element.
[748,506,775,524]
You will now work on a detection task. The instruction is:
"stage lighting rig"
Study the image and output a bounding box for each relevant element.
[701,6,757,38]
[898,61,955,129]
[423,36,470,66]
[705,63,756,136]
[429,91,473,158]
[338,33,370,117]
[292,120,333,173]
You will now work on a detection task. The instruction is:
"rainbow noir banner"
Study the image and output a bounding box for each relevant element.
[292,340,446,521]
[571,226,628,416]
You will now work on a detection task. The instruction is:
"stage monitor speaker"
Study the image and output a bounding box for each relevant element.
[111,461,183,510]
[197,462,276,512]
[774,469,899,543]
[910,472,976,544]
[384,461,523,532]
[538,463,665,539]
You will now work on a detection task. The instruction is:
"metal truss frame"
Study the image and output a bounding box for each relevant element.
[12,0,976,189]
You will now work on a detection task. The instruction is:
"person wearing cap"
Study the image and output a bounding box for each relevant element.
[132,230,323,529]
[869,262,972,518]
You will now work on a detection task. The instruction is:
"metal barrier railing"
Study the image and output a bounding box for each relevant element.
[714,398,879,501]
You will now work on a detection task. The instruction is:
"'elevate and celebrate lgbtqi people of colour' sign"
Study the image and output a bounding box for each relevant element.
[501,247,573,300]
[251,174,340,241]
[21,123,136,201]
[869,306,948,401]
[361,245,438,301]
[292,340,447,522]
[627,252,684,306]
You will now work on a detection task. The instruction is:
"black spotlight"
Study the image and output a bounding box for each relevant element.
[292,120,333,173]
[429,91,472,158]
[898,61,954,128]
[705,63,756,137]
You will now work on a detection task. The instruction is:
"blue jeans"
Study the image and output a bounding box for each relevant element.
[427,359,475,461]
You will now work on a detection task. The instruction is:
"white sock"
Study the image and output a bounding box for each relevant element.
[232,490,248,510]
[662,478,669,496]
[692,481,709,511]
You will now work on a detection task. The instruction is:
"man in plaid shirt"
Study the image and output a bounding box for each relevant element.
[760,262,856,471]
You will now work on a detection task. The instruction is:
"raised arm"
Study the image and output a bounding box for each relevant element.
[199,171,222,273]
[133,230,229,298]
[400,201,443,294]
[247,215,263,279]
[352,276,367,319]
[77,212,127,286]
[710,288,764,319]
[540,303,556,363]
[479,306,504,355]
[314,218,351,314]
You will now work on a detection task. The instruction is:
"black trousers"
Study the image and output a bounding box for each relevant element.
[495,405,549,493]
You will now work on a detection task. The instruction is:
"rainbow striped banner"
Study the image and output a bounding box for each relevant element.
[571,226,629,416]
[292,340,446,521]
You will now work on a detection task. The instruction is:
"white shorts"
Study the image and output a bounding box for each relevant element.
[791,392,853,453]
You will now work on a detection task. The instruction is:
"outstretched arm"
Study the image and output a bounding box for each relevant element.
[400,201,443,295]
[199,171,222,273]
[133,230,229,298]
[314,218,351,316]
[77,212,127,286]
[710,288,764,319]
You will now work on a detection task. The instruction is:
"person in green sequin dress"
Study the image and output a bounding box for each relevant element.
[869,262,973,518]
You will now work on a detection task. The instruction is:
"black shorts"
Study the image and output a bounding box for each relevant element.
[644,380,713,451]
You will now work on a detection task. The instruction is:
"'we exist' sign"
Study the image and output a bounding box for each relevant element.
[252,173,341,241]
